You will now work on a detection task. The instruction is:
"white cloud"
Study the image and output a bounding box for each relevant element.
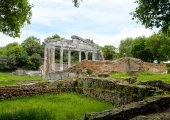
[0,0,157,48]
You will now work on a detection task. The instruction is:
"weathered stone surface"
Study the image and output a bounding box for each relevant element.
[77,77,156,97]
[75,87,142,105]
[84,95,170,120]
[45,71,78,80]
[126,77,137,84]
[43,35,104,79]
[0,80,76,100]
[14,70,42,76]
[131,108,170,120]
[75,57,167,74]
[140,80,170,92]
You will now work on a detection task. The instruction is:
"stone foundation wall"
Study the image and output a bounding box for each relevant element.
[0,77,169,120]
[84,95,170,120]
[0,77,157,105]
[77,77,156,97]
[75,57,167,74]
[0,80,76,100]
[45,71,78,80]
[75,87,142,105]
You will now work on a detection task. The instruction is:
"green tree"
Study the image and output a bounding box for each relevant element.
[131,37,154,62]
[22,36,43,56]
[101,45,118,60]
[72,0,82,7]
[145,33,170,63]
[44,34,61,44]
[26,53,42,70]
[3,42,28,68]
[47,34,60,40]
[0,55,17,71]
[0,47,6,55]
[0,0,32,37]
[5,42,25,57]
[132,0,170,33]
[119,38,134,57]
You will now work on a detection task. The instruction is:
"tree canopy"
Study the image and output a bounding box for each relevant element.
[132,0,170,33]
[21,36,43,56]
[119,38,134,57]
[0,0,32,37]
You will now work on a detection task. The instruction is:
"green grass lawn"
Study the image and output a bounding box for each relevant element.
[109,72,170,83]
[0,72,42,81]
[0,72,43,86]
[0,93,115,120]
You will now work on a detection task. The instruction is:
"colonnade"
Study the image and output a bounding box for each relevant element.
[44,46,97,75]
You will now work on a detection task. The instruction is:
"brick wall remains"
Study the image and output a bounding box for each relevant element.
[75,57,167,74]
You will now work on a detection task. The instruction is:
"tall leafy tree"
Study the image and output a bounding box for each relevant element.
[119,38,134,57]
[131,37,154,62]
[101,45,118,60]
[5,42,24,57]
[132,0,170,33]
[22,36,43,56]
[145,33,170,63]
[0,0,32,37]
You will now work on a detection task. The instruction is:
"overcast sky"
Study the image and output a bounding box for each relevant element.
[0,0,158,47]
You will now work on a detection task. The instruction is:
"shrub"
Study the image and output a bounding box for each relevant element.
[87,69,93,75]
[168,67,170,74]
[26,53,43,70]
[0,55,17,71]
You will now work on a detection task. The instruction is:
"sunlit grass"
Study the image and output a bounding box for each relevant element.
[0,72,42,81]
[0,93,115,120]
[109,72,170,83]
[0,72,42,86]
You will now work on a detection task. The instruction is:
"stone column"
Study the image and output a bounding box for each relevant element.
[85,51,88,60]
[51,47,55,72]
[92,52,96,61]
[43,46,48,78]
[60,47,63,71]
[68,50,71,68]
[79,51,82,62]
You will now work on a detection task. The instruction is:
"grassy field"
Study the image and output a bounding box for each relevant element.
[0,72,42,86]
[109,72,170,83]
[0,93,115,120]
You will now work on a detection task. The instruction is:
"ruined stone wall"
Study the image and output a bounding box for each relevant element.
[85,95,170,120]
[0,80,76,100]
[45,71,78,80]
[0,77,168,120]
[75,57,167,74]
[77,77,155,97]
[76,77,157,105]
[0,77,157,105]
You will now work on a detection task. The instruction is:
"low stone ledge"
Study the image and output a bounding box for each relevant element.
[75,87,143,105]
[77,77,156,97]
[0,80,76,100]
[84,95,170,120]
[140,80,170,92]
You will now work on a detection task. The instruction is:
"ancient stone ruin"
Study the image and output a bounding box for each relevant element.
[43,35,104,79]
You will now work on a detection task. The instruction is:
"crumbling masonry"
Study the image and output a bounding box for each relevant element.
[43,35,104,78]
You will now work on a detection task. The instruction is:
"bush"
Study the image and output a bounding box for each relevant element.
[0,55,17,71]
[168,67,170,74]
[26,53,43,70]
[166,63,170,67]
[87,69,93,75]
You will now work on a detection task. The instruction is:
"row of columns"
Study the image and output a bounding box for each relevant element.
[44,46,97,76]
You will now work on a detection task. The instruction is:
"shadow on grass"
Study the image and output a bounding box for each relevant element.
[0,108,55,120]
